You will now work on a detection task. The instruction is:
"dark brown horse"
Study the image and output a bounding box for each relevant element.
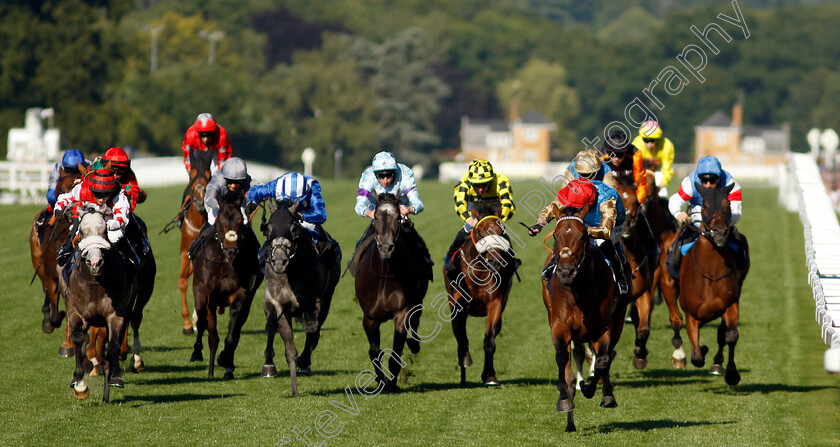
[612,178,658,369]
[355,192,429,390]
[643,171,678,303]
[29,164,85,355]
[260,200,341,395]
[177,150,213,335]
[542,205,629,432]
[660,184,749,385]
[59,211,138,403]
[444,203,516,386]
[189,190,263,379]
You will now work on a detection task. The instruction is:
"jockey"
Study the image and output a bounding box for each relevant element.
[181,113,232,173]
[666,155,746,278]
[90,147,151,260]
[632,120,675,198]
[35,149,90,239]
[528,151,629,294]
[355,151,433,277]
[188,157,253,260]
[443,159,516,275]
[247,172,337,256]
[601,131,659,258]
[53,168,136,267]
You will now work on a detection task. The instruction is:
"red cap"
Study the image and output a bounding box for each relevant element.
[103,147,130,168]
[557,178,597,210]
[88,168,119,195]
[194,113,218,133]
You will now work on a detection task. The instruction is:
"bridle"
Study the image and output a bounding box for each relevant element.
[548,216,588,284]
[467,215,511,273]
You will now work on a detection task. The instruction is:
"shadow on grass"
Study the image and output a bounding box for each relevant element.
[709,383,835,395]
[587,419,734,434]
[238,326,335,336]
[140,345,191,353]
[119,392,245,406]
[137,364,208,374]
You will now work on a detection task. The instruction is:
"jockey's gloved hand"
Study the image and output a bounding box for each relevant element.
[136,189,147,204]
[528,223,544,236]
[244,201,258,216]
[106,219,121,231]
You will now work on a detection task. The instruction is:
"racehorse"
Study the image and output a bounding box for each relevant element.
[643,171,678,304]
[611,176,658,369]
[189,190,263,380]
[260,200,341,395]
[29,164,84,355]
[541,205,629,432]
[444,202,516,386]
[86,214,156,375]
[177,150,213,335]
[354,192,429,391]
[60,211,138,403]
[660,184,749,385]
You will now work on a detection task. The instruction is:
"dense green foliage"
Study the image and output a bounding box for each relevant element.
[3,1,840,172]
[1,184,838,445]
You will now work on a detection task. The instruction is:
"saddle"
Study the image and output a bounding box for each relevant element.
[346,235,376,278]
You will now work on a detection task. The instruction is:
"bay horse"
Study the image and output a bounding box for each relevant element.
[444,202,516,386]
[260,200,342,395]
[189,189,263,380]
[644,170,678,303]
[611,176,658,370]
[59,211,138,403]
[355,192,429,391]
[542,205,630,432]
[177,150,213,335]
[29,164,84,355]
[660,184,749,385]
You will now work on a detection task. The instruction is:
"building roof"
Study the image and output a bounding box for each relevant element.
[743,125,789,153]
[520,109,551,124]
[699,110,732,127]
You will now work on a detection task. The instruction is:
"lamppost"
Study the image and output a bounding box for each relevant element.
[143,25,164,72]
[199,30,225,65]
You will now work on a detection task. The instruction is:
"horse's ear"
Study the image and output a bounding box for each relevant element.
[722,182,734,195]
[394,190,401,202]
[371,190,379,204]
[79,163,88,176]
[495,205,503,217]
[289,200,300,216]
[551,203,561,221]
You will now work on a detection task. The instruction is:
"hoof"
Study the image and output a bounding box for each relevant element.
[72,382,90,400]
[58,346,74,357]
[261,364,278,378]
[725,369,741,386]
[217,352,233,369]
[407,338,421,355]
[565,423,577,433]
[600,396,618,408]
[671,357,686,369]
[483,376,500,386]
[42,320,55,334]
[130,354,144,373]
[223,368,234,381]
[633,356,648,369]
[190,351,203,362]
[556,397,574,413]
[709,364,724,375]
[109,377,124,388]
[579,381,596,399]
[182,327,194,336]
[297,366,312,376]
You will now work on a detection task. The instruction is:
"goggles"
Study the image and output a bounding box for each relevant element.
[375,171,395,180]
[642,138,658,143]
[699,173,720,184]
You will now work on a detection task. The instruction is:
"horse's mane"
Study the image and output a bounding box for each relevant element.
[696,183,733,216]
[375,192,400,205]
[190,149,213,176]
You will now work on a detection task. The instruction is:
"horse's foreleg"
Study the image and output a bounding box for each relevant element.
[721,304,740,386]
[86,326,105,376]
[218,293,253,380]
[178,250,193,335]
[633,291,653,369]
[581,335,611,401]
[685,313,707,368]
[278,313,298,395]
[481,300,503,386]
[388,311,410,391]
[297,302,321,373]
[190,293,208,364]
[450,306,471,386]
[405,302,422,355]
[550,326,575,432]
[262,298,280,378]
[571,341,587,389]
[103,315,126,403]
[662,271,685,368]
[59,295,74,357]
[69,314,89,400]
[362,316,383,383]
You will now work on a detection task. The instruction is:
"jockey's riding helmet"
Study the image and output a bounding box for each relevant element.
[62,149,86,169]
[467,160,494,184]
[603,130,633,154]
[574,150,601,176]
[696,156,722,178]
[372,151,398,172]
[103,147,130,170]
[89,168,119,195]
[557,178,597,210]
[194,113,218,133]
[639,120,662,140]
[221,157,248,181]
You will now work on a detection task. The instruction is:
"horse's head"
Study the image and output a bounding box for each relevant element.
[77,211,111,276]
[57,163,86,197]
[697,182,734,248]
[266,200,304,274]
[614,183,639,237]
[215,189,245,262]
[550,205,589,285]
[470,201,510,273]
[371,190,402,260]
[189,151,213,212]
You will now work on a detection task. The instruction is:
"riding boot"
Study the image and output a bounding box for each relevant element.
[188,223,212,260]
[403,223,434,280]
[115,236,140,268]
[314,225,334,257]
[613,242,630,295]
[667,225,698,279]
[444,228,470,275]
[56,219,79,267]
[729,226,749,270]
[639,213,660,257]
[35,207,50,243]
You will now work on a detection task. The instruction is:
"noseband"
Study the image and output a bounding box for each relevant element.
[550,216,588,279]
